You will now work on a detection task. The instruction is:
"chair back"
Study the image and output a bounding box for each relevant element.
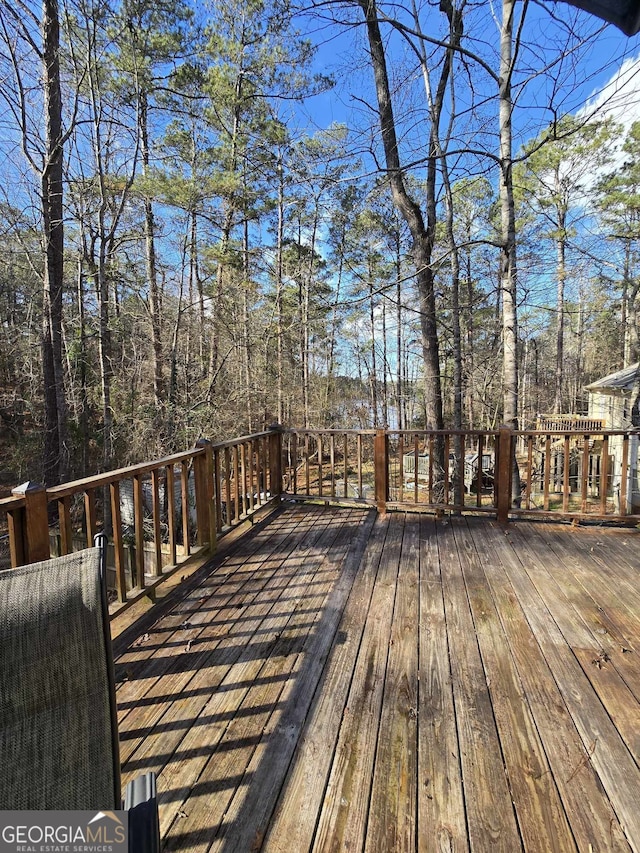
[0,546,121,810]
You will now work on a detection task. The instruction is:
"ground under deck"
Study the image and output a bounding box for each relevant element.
[114,504,640,852]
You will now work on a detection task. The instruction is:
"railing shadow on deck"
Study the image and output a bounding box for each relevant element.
[113,503,375,851]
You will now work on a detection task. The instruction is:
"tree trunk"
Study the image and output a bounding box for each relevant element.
[499,0,521,502]
[77,258,89,476]
[41,0,67,485]
[276,158,284,423]
[622,242,639,366]
[382,299,389,427]
[324,217,345,427]
[554,230,566,413]
[139,90,164,414]
[575,284,584,411]
[369,266,378,426]
[465,235,475,429]
[96,256,113,470]
[242,209,252,432]
[395,228,403,430]
[358,0,443,436]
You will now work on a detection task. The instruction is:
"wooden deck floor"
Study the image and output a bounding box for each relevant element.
[114,504,640,852]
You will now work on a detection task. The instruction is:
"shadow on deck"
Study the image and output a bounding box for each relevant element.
[113,503,640,852]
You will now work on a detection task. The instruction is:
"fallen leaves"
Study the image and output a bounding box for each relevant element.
[591,650,610,669]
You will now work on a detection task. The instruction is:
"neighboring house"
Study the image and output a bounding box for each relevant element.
[585,362,640,429]
[585,362,640,512]
[532,364,640,512]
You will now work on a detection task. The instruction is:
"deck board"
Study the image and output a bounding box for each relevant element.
[114,506,640,852]
[416,514,467,852]
[451,519,576,852]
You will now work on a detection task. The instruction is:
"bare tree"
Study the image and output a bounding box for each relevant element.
[0,0,76,483]
[356,0,452,435]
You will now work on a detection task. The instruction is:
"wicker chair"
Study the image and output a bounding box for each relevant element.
[0,536,159,852]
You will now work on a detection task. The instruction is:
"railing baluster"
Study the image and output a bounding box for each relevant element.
[318,435,323,498]
[133,474,145,590]
[357,433,363,498]
[181,460,190,556]
[291,433,298,496]
[476,435,484,508]
[6,502,25,568]
[233,444,241,521]
[252,441,260,508]
[398,433,404,503]
[543,435,551,511]
[620,434,629,515]
[330,433,335,498]
[109,482,126,603]
[239,442,246,517]
[601,435,609,516]
[58,496,72,555]
[524,436,533,510]
[247,442,255,513]
[151,469,162,576]
[562,435,570,515]
[84,489,97,546]
[443,434,450,506]
[166,464,177,565]
[214,448,223,532]
[581,436,589,513]
[343,433,348,498]
[413,435,419,504]
[428,434,434,503]
[224,447,232,525]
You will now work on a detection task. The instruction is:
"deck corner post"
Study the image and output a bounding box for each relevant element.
[11,481,50,564]
[496,426,513,524]
[268,423,284,502]
[194,439,216,553]
[374,429,389,514]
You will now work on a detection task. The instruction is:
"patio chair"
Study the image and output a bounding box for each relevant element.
[0,536,160,853]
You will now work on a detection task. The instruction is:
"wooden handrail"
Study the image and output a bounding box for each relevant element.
[211,429,275,450]
[0,495,25,510]
[47,448,205,498]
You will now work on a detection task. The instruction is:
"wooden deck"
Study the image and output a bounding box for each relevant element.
[113,504,640,852]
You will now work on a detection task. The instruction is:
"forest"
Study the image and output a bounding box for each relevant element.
[0,0,639,489]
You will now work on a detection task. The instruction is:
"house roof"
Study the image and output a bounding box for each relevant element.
[584,362,640,392]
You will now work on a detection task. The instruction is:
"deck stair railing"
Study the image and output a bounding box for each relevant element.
[2,424,639,615]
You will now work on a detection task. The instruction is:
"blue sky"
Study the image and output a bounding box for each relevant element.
[294,1,640,162]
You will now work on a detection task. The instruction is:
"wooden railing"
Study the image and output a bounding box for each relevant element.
[282,429,500,514]
[536,414,605,432]
[2,425,638,610]
[512,429,637,520]
[284,426,640,523]
[0,429,281,617]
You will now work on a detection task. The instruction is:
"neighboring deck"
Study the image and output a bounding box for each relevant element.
[114,504,640,852]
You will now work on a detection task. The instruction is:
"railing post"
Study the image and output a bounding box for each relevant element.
[374,429,389,514]
[194,439,216,553]
[11,481,50,564]
[269,424,283,501]
[496,426,513,524]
